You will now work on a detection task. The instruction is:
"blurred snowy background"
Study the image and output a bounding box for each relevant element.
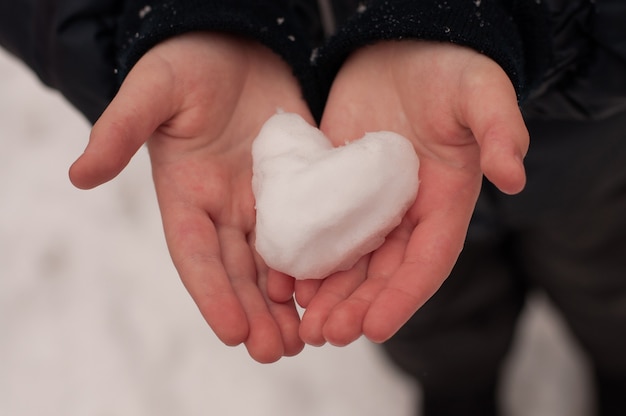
[0,47,595,415]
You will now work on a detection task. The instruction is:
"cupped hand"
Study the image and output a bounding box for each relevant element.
[69,32,314,362]
[296,41,529,346]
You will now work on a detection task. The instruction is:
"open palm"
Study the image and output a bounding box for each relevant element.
[296,41,529,346]
[69,33,314,362]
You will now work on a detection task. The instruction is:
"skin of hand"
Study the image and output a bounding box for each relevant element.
[68,32,315,363]
[292,40,529,347]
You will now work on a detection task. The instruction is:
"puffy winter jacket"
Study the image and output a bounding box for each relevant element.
[1,0,624,123]
[0,0,325,123]
[522,0,626,120]
[0,1,123,123]
[320,0,626,121]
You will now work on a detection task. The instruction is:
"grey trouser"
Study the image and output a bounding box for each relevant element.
[382,110,626,416]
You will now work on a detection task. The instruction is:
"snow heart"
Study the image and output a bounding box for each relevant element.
[252,112,420,280]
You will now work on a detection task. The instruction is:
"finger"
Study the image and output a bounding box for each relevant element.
[363,250,452,344]
[267,297,305,357]
[260,293,305,357]
[253,250,304,358]
[362,182,476,343]
[320,226,409,346]
[294,278,323,308]
[479,128,527,195]
[460,68,529,195]
[298,258,368,346]
[69,61,176,189]
[216,226,288,363]
[160,205,250,347]
[267,269,296,303]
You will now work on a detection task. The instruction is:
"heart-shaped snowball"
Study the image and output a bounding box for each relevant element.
[252,112,419,280]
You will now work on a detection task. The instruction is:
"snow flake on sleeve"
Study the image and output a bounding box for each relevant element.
[138,5,152,19]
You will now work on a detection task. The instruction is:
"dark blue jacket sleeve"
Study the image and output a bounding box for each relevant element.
[116,0,325,118]
[0,1,123,123]
[315,0,552,102]
[0,0,324,123]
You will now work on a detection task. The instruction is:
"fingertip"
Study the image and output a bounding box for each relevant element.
[294,279,322,308]
[299,309,328,347]
[362,313,395,344]
[68,156,93,190]
[476,115,529,195]
[270,299,306,356]
[192,290,251,347]
[362,284,431,344]
[362,305,397,344]
[245,323,285,364]
[68,152,127,190]
[500,158,527,195]
[481,147,527,195]
[323,324,360,347]
[248,347,284,364]
[68,121,141,189]
[267,269,295,303]
[283,338,306,357]
[207,310,250,348]
[322,303,366,347]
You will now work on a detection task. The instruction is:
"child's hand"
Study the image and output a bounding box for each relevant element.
[296,41,528,346]
[69,32,314,363]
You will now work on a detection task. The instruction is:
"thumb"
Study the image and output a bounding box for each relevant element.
[69,61,176,189]
[462,68,529,195]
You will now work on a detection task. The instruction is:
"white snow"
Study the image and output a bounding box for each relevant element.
[0,47,595,416]
[0,50,417,416]
[252,113,419,280]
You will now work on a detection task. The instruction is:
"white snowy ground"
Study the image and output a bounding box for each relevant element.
[0,48,595,416]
